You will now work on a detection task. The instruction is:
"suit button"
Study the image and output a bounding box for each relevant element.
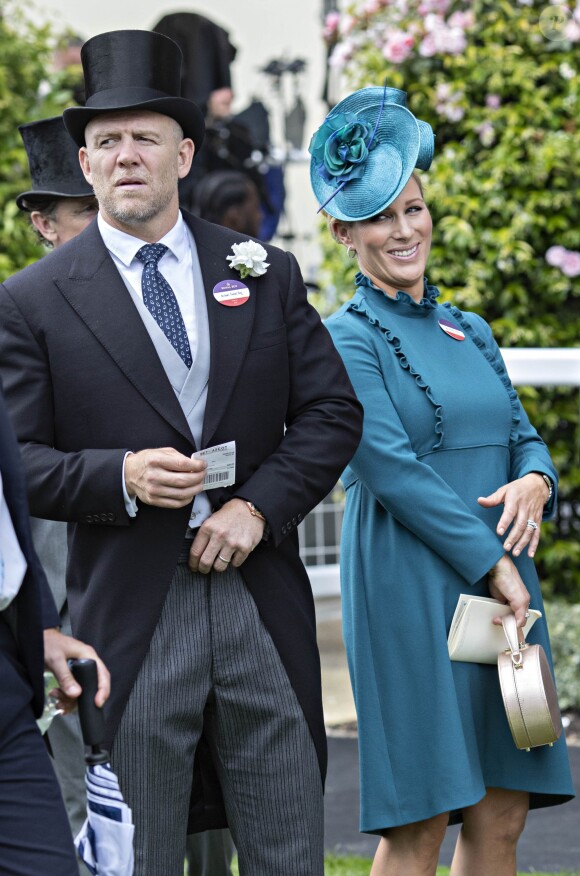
[107,513,115,522]
[100,513,108,522]
[291,516,297,525]
[297,513,303,522]
[281,524,287,535]
[86,514,93,523]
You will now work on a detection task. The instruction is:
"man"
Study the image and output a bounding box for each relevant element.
[18,113,229,876]
[16,115,98,860]
[0,30,363,876]
[0,386,110,874]
[17,116,98,248]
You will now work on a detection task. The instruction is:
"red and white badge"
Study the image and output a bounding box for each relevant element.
[438,318,465,341]
[213,279,250,307]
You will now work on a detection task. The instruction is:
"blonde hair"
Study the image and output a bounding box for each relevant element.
[325,172,425,241]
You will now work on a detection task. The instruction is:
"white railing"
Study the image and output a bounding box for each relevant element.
[300,348,580,598]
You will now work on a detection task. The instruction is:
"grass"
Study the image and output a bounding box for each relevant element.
[229,857,580,875]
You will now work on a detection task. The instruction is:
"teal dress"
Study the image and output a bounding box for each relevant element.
[326,274,575,833]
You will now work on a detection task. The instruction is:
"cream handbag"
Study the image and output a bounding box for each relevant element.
[497,613,563,751]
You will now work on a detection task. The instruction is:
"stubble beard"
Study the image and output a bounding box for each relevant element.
[92,171,177,227]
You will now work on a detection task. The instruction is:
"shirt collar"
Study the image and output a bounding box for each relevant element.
[97,212,189,268]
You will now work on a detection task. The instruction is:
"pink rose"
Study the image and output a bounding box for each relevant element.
[382,31,415,64]
[446,104,465,122]
[475,121,495,146]
[339,14,356,36]
[419,34,437,56]
[560,251,580,278]
[436,26,467,54]
[329,40,354,69]
[419,0,450,14]
[545,246,567,268]
[423,13,444,32]
[564,19,580,41]
[448,10,475,29]
[323,11,341,40]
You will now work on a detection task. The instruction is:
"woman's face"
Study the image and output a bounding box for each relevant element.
[332,177,432,302]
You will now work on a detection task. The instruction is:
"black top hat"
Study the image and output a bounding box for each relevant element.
[16,116,94,211]
[63,30,205,150]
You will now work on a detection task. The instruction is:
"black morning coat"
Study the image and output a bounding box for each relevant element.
[0,212,363,830]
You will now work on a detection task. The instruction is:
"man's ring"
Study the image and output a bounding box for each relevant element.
[524,610,530,619]
[526,519,538,530]
[218,554,230,564]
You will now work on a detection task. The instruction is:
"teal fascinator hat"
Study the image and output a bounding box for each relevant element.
[309,86,434,222]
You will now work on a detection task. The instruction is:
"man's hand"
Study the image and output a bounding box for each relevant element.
[43,628,111,714]
[188,498,265,574]
[125,447,207,508]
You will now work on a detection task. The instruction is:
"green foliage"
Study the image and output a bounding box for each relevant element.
[0,3,76,278]
[548,601,580,711]
[320,0,580,601]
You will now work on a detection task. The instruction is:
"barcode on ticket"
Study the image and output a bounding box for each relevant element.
[204,471,231,485]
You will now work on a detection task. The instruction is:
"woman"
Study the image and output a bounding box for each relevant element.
[310,87,574,875]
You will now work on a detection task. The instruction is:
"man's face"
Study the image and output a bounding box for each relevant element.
[30,196,98,248]
[80,110,194,240]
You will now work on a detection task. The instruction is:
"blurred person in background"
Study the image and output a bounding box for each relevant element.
[196,170,262,238]
[153,11,284,241]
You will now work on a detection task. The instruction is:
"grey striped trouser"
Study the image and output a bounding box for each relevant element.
[111,558,324,876]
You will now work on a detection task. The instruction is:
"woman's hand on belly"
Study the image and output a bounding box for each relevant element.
[477,473,549,558]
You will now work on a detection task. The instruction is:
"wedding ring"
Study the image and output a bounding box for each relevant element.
[526,519,538,530]
[524,611,530,619]
[218,554,230,564]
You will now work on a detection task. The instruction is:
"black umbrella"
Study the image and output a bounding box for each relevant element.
[70,659,134,876]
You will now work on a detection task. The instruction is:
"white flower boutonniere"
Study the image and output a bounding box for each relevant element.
[226,240,270,279]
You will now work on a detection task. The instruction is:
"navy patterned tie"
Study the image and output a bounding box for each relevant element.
[136,243,192,367]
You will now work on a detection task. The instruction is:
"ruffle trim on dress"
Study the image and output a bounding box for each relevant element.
[443,303,521,445]
[355,272,441,311]
[350,290,444,450]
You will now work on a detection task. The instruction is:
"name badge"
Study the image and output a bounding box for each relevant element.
[213,280,250,307]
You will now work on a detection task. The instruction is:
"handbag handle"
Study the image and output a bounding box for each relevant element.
[501,613,526,668]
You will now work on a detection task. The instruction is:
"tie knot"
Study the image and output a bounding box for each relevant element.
[136,243,168,266]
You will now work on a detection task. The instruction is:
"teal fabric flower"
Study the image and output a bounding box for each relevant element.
[309,112,377,188]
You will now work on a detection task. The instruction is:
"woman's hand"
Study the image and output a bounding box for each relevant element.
[488,554,530,629]
[477,473,549,558]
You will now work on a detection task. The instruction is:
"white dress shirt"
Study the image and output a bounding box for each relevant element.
[98,213,200,520]
[98,213,198,353]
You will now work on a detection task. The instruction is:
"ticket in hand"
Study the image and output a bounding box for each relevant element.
[192,441,236,488]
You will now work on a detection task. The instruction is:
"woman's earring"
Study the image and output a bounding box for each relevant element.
[347,245,357,259]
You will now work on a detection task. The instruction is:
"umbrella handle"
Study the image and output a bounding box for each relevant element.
[69,658,109,764]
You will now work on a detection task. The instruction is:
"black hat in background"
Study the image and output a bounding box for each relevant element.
[16,116,94,212]
[63,30,205,150]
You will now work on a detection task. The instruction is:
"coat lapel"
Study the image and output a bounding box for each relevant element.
[54,222,194,446]
[185,215,257,447]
